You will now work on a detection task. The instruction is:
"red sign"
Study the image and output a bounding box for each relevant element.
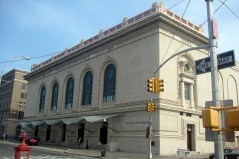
[213,17,219,39]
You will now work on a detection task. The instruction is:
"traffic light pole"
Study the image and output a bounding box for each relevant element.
[205,0,224,159]
[149,99,153,159]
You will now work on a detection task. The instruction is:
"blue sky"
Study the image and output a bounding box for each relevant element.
[0,0,239,75]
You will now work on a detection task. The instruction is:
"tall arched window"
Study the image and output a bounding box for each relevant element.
[65,77,74,108]
[82,71,93,105]
[39,86,46,112]
[103,64,116,102]
[51,82,59,111]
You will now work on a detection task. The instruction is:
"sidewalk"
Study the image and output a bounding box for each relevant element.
[2,140,209,159]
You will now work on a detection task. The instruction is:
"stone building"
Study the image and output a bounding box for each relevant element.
[0,69,28,139]
[21,3,239,155]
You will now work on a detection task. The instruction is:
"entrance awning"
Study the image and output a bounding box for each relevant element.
[83,114,120,122]
[61,117,83,125]
[44,119,62,125]
[31,120,45,126]
[18,121,31,127]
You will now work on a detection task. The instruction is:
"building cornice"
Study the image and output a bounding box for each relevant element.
[25,3,207,80]
[22,98,202,121]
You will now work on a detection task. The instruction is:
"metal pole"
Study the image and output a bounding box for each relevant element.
[154,45,210,76]
[149,99,152,159]
[205,0,224,159]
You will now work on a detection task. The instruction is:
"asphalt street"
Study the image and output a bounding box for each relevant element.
[0,141,95,159]
[0,140,211,159]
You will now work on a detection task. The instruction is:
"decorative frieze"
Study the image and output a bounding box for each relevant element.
[29,2,204,73]
[23,97,202,121]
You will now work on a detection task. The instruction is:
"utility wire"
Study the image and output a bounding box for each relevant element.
[218,0,239,20]
[1,1,189,65]
[160,0,191,64]
[29,51,62,60]
[201,0,228,26]
[167,0,186,10]
[0,58,30,64]
[0,51,62,64]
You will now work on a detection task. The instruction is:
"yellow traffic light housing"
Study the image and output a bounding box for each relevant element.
[156,78,164,93]
[147,78,155,93]
[202,109,219,129]
[151,103,155,112]
[146,103,151,112]
[227,109,239,129]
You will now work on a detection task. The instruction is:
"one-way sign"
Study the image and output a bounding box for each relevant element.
[195,50,235,75]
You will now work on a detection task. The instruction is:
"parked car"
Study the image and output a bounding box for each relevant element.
[25,136,40,146]
[209,148,239,159]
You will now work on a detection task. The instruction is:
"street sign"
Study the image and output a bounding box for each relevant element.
[195,50,235,75]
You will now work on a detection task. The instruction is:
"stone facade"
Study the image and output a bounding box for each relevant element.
[22,3,239,155]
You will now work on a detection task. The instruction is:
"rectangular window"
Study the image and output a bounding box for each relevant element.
[21,93,26,99]
[184,83,190,100]
[22,83,26,89]
[21,93,24,98]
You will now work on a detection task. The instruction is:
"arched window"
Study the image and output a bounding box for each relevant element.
[82,71,93,105]
[65,77,74,108]
[51,82,59,111]
[39,86,46,112]
[103,64,116,102]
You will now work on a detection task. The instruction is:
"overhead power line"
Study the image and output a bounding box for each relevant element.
[201,0,228,26]
[217,0,239,20]
[161,0,191,64]
[0,51,62,64]
[167,0,186,10]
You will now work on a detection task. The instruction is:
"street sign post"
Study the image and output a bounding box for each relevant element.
[195,50,235,75]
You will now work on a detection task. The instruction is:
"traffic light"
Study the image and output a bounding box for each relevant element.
[151,103,155,112]
[227,109,239,129]
[202,109,219,129]
[147,78,155,93]
[156,78,164,93]
[146,103,151,112]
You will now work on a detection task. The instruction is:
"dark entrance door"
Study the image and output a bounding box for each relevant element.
[99,122,108,144]
[62,124,66,142]
[187,124,192,151]
[46,125,51,141]
[77,123,84,143]
[34,126,39,137]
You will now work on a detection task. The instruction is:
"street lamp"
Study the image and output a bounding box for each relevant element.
[11,56,30,61]
[0,56,30,64]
